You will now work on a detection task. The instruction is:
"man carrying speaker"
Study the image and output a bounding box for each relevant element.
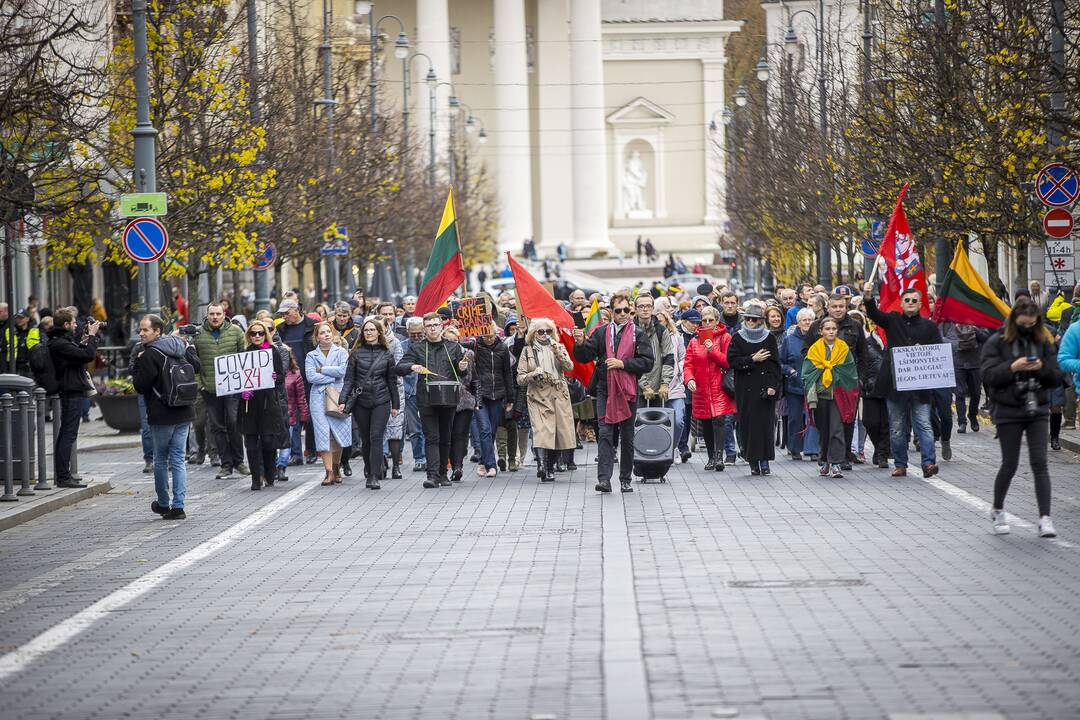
[573,293,654,493]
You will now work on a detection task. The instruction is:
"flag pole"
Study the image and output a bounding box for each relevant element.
[449,185,468,297]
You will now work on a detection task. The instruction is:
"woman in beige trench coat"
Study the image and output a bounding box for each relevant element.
[517,317,576,482]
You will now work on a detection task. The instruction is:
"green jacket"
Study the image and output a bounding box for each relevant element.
[192,320,245,394]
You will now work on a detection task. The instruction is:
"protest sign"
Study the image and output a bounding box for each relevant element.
[892,343,955,391]
[214,349,274,396]
[451,297,494,337]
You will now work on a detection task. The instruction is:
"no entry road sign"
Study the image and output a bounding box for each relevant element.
[254,241,276,271]
[1036,163,1079,208]
[1044,208,1074,239]
[122,217,169,263]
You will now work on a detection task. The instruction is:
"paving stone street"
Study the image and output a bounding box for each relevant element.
[2,426,1079,720]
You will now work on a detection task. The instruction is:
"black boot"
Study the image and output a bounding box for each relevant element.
[620,479,634,493]
[714,456,725,471]
[704,455,717,471]
[341,459,352,477]
[595,479,612,492]
[543,450,556,482]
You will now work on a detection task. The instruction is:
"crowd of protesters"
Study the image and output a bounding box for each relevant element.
[10,269,1076,540]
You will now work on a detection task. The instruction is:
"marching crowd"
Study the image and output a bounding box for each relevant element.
[7,272,1077,538]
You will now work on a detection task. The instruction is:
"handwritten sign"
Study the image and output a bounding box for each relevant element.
[450,297,494,338]
[214,349,274,396]
[892,343,955,392]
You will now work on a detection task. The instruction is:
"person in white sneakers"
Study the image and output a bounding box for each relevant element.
[980,299,1063,538]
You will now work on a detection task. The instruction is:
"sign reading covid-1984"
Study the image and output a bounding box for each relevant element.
[214,349,274,396]
[892,343,956,392]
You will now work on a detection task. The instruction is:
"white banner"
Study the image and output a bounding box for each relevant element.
[214,349,274,397]
[892,343,956,392]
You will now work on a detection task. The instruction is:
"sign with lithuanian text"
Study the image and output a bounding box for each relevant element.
[450,297,493,338]
[892,343,955,392]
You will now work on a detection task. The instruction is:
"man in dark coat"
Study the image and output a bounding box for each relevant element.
[131,314,201,519]
[863,282,943,478]
[573,293,654,493]
[48,308,102,488]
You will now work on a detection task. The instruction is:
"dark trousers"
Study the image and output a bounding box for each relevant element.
[303,381,316,457]
[700,415,726,459]
[786,394,808,455]
[862,397,890,462]
[994,418,1051,516]
[54,394,84,484]
[813,399,846,465]
[356,402,391,480]
[931,387,954,442]
[597,418,635,484]
[419,405,455,482]
[202,390,244,469]
[243,433,277,483]
[450,409,474,471]
[954,367,982,427]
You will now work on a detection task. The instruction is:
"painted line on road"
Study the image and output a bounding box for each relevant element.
[920,475,1075,549]
[0,480,319,681]
[600,495,651,720]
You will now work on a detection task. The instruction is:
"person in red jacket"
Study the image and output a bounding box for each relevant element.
[275,349,309,482]
[683,306,736,471]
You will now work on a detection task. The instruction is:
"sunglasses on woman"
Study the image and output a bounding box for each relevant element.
[535,329,552,335]
[249,330,265,337]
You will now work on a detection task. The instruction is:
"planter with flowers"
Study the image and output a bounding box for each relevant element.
[94,379,141,432]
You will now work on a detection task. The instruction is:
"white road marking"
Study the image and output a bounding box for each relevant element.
[0,480,318,680]
[920,475,1075,548]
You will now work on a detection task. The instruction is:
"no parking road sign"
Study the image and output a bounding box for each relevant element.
[254,241,276,271]
[122,217,169,263]
[1036,163,1079,208]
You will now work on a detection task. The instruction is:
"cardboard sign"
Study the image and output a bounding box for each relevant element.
[451,297,494,338]
[892,343,955,392]
[214,349,274,396]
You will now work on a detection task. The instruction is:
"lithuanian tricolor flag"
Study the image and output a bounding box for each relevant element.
[584,297,600,335]
[933,239,1011,328]
[415,188,466,315]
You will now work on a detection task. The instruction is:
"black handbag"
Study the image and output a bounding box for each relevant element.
[424,343,460,407]
[722,369,736,396]
[567,376,586,405]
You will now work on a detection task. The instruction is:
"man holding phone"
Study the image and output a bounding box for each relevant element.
[47,308,102,488]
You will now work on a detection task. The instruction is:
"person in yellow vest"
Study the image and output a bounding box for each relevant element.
[1,308,42,378]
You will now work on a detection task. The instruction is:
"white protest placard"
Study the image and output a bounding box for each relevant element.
[892,343,955,392]
[214,349,274,396]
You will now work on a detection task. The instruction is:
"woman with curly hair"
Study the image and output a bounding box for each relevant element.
[517,318,576,482]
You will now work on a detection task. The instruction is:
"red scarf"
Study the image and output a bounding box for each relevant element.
[602,321,637,424]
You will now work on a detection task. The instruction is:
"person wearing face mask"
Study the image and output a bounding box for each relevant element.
[984,299,1063,538]
[193,302,249,479]
[863,282,943,478]
[726,304,783,476]
[801,317,860,478]
[518,318,576,482]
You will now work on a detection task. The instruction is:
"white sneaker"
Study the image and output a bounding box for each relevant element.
[1039,516,1057,538]
[477,464,488,476]
[991,509,1010,535]
[486,467,497,478]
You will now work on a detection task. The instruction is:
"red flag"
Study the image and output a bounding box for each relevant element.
[877,184,930,317]
[506,252,574,327]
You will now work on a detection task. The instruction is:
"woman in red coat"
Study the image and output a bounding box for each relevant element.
[683,306,736,471]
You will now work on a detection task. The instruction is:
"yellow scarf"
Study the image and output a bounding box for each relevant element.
[807,337,849,389]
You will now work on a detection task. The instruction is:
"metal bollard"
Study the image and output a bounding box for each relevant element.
[16,391,34,496]
[50,395,61,483]
[34,388,50,490]
[1,394,16,502]
[71,433,79,479]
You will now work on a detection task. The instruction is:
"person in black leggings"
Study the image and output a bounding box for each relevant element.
[980,299,1063,538]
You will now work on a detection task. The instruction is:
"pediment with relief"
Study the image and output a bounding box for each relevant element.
[606,97,676,127]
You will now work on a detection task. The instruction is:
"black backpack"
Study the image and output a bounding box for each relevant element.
[28,343,60,394]
[152,348,198,407]
[956,324,979,351]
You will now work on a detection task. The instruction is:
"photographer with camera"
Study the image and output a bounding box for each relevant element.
[47,308,102,488]
[981,298,1063,538]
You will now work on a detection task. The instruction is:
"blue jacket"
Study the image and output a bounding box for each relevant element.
[779,327,808,395]
[1057,321,1080,388]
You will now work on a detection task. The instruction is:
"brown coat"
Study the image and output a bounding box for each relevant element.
[517,342,576,450]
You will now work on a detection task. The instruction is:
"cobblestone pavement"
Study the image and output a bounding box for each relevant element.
[1,425,1078,720]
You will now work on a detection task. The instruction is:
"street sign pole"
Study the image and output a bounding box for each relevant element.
[132,0,160,318]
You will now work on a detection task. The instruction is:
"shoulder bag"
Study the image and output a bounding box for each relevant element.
[424,343,461,407]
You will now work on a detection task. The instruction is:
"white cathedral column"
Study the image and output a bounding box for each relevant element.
[535,0,574,256]
[569,0,615,256]
[493,0,534,253]
[416,0,452,162]
[703,58,726,224]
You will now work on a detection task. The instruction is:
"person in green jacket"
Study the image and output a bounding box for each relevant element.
[193,302,249,479]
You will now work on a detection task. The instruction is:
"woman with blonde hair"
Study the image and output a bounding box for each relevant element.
[237,320,287,490]
[517,317,576,482]
[306,321,352,485]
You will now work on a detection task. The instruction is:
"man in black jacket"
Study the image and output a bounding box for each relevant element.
[397,312,469,489]
[864,283,942,478]
[804,294,869,469]
[573,293,655,493]
[48,308,102,488]
[469,325,513,477]
[131,314,201,519]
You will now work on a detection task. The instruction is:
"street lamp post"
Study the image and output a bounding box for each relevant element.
[247,0,270,313]
[785,2,831,287]
[315,0,341,302]
[402,53,436,183]
[363,9,408,134]
[131,0,159,317]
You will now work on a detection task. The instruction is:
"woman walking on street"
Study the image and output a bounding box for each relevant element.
[340,319,400,489]
[984,299,1063,537]
[306,322,352,485]
[238,320,287,491]
[801,317,860,478]
[683,306,735,471]
[517,318,576,482]
[726,305,783,475]
[444,325,478,482]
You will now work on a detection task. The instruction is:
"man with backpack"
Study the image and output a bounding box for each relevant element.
[131,314,201,520]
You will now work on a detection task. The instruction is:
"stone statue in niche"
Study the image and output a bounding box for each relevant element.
[622,150,649,213]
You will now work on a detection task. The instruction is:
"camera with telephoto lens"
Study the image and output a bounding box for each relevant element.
[178,324,200,336]
[1017,377,1041,416]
